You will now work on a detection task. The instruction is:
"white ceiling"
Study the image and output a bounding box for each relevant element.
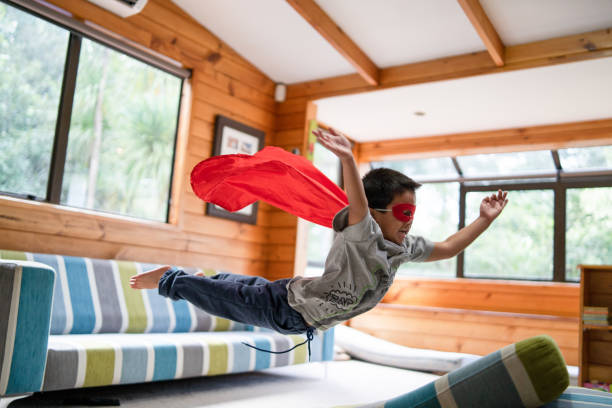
[172,0,612,141]
[316,57,612,142]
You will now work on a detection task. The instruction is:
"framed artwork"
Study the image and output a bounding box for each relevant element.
[205,115,265,224]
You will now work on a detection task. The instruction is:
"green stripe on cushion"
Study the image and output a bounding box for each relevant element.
[0,250,28,260]
[116,261,147,333]
[515,335,569,404]
[207,340,229,376]
[289,334,308,364]
[82,341,116,388]
[213,317,231,332]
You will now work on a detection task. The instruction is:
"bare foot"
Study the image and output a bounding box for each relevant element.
[130,265,172,289]
[194,271,206,277]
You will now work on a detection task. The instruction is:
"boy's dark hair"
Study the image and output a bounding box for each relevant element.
[362,168,421,209]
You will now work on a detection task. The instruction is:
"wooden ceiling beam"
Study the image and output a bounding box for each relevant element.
[457,0,505,66]
[287,27,612,100]
[357,118,612,162]
[286,0,379,86]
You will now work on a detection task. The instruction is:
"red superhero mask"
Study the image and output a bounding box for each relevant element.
[371,203,416,222]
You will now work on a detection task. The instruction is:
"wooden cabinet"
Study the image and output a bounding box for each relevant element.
[579,265,612,386]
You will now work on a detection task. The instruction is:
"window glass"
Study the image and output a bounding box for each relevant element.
[0,3,68,198]
[397,182,459,277]
[558,146,612,171]
[61,38,182,221]
[305,142,341,277]
[566,187,612,281]
[464,189,554,280]
[457,150,555,177]
[372,157,457,181]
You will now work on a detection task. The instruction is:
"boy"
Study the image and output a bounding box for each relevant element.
[130,128,507,344]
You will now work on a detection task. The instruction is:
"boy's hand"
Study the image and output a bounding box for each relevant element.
[480,189,508,222]
[313,127,353,160]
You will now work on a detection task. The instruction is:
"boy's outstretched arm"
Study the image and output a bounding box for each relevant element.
[313,127,368,226]
[426,190,508,262]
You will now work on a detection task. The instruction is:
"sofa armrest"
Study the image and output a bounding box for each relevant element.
[0,260,55,397]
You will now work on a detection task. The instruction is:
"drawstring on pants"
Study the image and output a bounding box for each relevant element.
[242,327,315,361]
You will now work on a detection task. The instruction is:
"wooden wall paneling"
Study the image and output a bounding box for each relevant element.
[193,81,275,130]
[384,278,580,317]
[350,304,579,365]
[192,66,276,114]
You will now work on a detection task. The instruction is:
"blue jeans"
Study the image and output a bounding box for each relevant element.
[158,268,310,335]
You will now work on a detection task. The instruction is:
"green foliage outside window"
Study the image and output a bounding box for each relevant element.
[398,182,458,277]
[566,187,612,280]
[0,4,68,197]
[464,189,554,280]
[62,38,181,221]
[0,3,182,222]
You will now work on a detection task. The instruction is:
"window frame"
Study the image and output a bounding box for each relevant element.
[370,150,612,283]
[1,0,191,222]
[458,176,612,282]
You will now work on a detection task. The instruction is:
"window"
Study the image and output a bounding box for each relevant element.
[397,182,459,277]
[62,38,181,220]
[305,142,341,277]
[0,1,188,222]
[370,146,612,282]
[566,187,612,280]
[464,189,554,280]
[558,146,612,171]
[457,150,556,177]
[0,3,68,198]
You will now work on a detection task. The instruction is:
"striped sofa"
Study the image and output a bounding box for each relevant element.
[0,251,334,405]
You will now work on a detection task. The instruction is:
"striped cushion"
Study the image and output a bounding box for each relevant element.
[0,250,247,335]
[0,260,55,396]
[340,335,569,408]
[41,330,326,391]
[542,386,612,407]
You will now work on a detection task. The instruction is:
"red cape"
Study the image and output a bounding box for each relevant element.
[190,146,348,228]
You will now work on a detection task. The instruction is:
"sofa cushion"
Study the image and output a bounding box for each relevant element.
[0,260,55,396]
[0,250,248,335]
[542,386,612,407]
[338,335,569,408]
[41,330,326,391]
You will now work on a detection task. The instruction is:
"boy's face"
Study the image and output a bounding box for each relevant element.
[370,190,416,245]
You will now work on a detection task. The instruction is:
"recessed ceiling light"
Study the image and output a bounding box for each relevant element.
[414,111,426,116]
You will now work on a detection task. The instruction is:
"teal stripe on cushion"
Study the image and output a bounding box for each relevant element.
[63,256,96,334]
[145,287,172,333]
[447,350,524,407]
[152,343,177,381]
[140,263,171,333]
[119,345,149,384]
[33,254,66,335]
[172,300,192,333]
[231,340,252,373]
[322,328,335,361]
[253,336,271,370]
[6,264,55,395]
[542,386,612,407]
[385,381,441,408]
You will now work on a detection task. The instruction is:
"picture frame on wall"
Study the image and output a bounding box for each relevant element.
[205,115,265,225]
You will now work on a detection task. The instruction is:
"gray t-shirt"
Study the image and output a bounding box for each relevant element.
[286,206,434,330]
